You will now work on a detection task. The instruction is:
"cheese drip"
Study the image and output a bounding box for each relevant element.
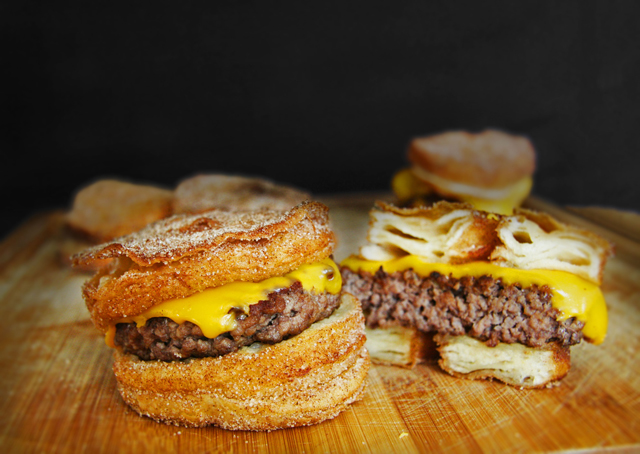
[391,167,531,214]
[341,255,607,344]
[106,258,341,347]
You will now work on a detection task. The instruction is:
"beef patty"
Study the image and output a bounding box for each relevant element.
[341,267,584,348]
[114,281,340,361]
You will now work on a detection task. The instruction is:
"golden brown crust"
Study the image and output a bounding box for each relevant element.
[435,334,571,388]
[66,179,173,243]
[407,129,536,189]
[76,202,336,333]
[112,293,369,430]
[173,173,311,214]
[73,200,331,267]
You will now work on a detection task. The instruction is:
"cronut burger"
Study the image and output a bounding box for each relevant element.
[340,201,613,388]
[73,201,369,430]
[391,129,536,214]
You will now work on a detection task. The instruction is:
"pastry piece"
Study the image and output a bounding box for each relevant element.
[391,129,536,214]
[364,326,434,368]
[66,179,173,243]
[63,179,173,271]
[341,201,613,388]
[173,173,310,214]
[73,201,369,429]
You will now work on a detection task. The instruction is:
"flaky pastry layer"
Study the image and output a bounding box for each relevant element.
[360,201,613,285]
[435,334,571,388]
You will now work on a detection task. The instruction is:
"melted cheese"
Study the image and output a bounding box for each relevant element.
[454,177,532,215]
[341,255,607,344]
[391,168,434,203]
[391,167,532,214]
[105,258,341,348]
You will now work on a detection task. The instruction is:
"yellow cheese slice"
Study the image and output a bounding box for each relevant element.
[106,258,341,347]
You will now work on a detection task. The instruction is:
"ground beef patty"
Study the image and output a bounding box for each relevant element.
[114,281,340,361]
[341,267,584,348]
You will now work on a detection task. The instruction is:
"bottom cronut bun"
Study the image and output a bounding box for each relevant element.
[364,328,570,388]
[435,334,571,388]
[112,293,369,430]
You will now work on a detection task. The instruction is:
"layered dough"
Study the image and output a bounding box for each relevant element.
[361,201,612,285]
[113,293,369,430]
[436,334,570,388]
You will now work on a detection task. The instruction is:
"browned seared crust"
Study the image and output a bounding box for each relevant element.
[173,173,311,214]
[73,201,336,333]
[66,179,173,243]
[112,293,369,430]
[435,334,571,388]
[408,129,535,189]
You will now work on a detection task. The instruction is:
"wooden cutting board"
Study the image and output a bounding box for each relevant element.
[1,194,639,453]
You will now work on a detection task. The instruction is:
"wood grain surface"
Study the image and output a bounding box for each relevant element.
[1,194,639,453]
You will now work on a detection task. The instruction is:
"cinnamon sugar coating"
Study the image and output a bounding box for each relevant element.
[173,173,311,214]
[73,201,336,333]
[408,129,536,189]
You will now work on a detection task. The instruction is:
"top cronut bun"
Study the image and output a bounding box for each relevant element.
[359,201,613,286]
[72,201,336,333]
[66,179,174,243]
[407,129,536,189]
[173,174,311,214]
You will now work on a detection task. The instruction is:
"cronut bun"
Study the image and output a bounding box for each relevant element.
[435,334,571,388]
[173,173,311,214]
[363,326,435,368]
[72,201,336,333]
[113,293,369,430]
[62,179,174,272]
[361,201,613,284]
[407,129,536,190]
[66,179,174,243]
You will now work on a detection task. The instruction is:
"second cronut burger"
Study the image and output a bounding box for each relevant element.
[73,201,369,430]
[392,129,536,214]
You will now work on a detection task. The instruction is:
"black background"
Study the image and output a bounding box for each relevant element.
[3,1,640,239]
